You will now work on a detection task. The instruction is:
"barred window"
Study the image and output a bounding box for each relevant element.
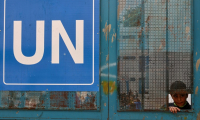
[118,0,192,111]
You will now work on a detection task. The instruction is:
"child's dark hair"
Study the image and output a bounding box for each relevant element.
[170,81,187,94]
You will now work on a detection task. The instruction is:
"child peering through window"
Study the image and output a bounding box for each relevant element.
[168,81,191,113]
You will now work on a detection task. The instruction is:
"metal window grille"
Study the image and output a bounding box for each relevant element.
[0,91,98,110]
[118,0,192,111]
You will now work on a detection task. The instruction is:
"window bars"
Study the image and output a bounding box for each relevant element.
[118,0,192,111]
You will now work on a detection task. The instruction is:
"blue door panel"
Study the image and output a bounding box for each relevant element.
[0,0,108,119]
[108,0,199,119]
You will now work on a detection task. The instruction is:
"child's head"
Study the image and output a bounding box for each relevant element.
[170,81,188,107]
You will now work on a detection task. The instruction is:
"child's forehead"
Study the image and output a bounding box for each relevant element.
[171,90,188,95]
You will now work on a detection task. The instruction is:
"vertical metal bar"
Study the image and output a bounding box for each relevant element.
[191,0,194,107]
[100,0,109,118]
[193,0,200,115]
[108,0,118,118]
[0,91,2,107]
[67,92,76,110]
[0,91,3,108]
[190,0,194,93]
[141,0,145,110]
[107,0,110,116]
[45,91,50,109]
[19,91,25,108]
[166,0,169,110]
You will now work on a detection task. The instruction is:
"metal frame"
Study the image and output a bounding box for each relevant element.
[0,0,200,119]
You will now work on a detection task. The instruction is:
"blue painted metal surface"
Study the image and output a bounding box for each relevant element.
[0,0,200,119]
[0,0,99,91]
[0,0,109,119]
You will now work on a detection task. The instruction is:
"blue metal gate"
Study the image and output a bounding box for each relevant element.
[0,0,200,119]
[108,0,200,119]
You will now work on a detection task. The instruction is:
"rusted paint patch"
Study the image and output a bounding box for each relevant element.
[102,81,109,95]
[168,25,174,32]
[75,92,97,109]
[102,81,117,95]
[161,0,165,5]
[104,103,106,107]
[117,5,120,19]
[137,29,142,39]
[195,86,199,95]
[102,22,111,40]
[187,35,190,41]
[16,111,19,114]
[117,0,126,19]
[197,111,200,120]
[196,52,198,56]
[184,117,187,120]
[112,33,116,43]
[106,55,109,61]
[50,91,68,108]
[145,16,150,33]
[146,16,150,23]
[143,116,145,120]
[196,59,200,71]
[137,29,143,47]
[185,26,190,34]
[158,39,166,52]
[109,81,117,95]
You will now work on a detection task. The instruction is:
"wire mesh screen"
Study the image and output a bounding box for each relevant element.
[118,0,192,111]
[0,91,98,110]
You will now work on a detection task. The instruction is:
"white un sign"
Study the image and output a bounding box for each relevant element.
[13,20,84,65]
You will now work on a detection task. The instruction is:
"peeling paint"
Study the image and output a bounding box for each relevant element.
[112,33,116,43]
[109,81,116,95]
[184,117,187,120]
[104,103,106,107]
[16,111,19,114]
[197,111,200,120]
[106,55,109,61]
[102,22,111,40]
[101,81,117,95]
[168,25,174,32]
[196,52,197,56]
[195,86,199,95]
[158,39,166,52]
[143,116,145,120]
[145,16,150,23]
[117,0,126,19]
[161,0,165,5]
[102,81,109,95]
[137,29,142,39]
[187,35,190,41]
[185,26,190,34]
[196,59,200,71]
